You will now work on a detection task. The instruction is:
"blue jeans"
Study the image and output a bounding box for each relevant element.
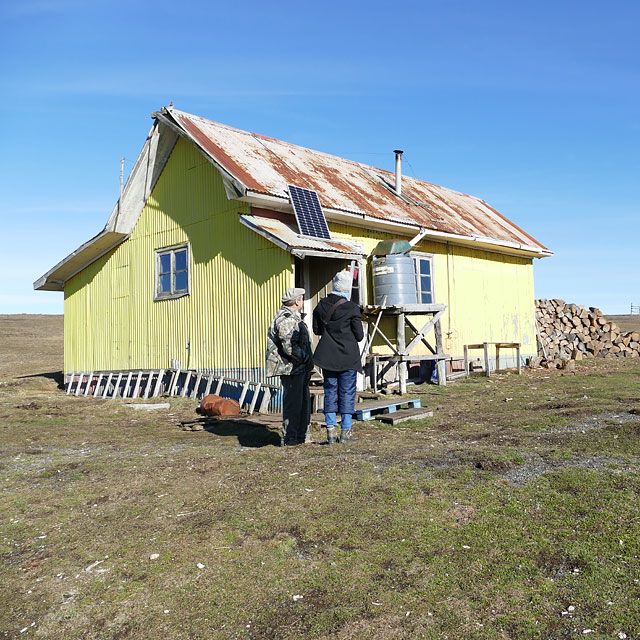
[322,369,357,430]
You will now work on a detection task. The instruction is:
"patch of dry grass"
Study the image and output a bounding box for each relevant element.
[607,314,640,332]
[1,315,640,639]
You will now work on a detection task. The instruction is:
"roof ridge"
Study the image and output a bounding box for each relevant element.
[172,108,484,205]
[168,106,373,165]
[165,106,476,198]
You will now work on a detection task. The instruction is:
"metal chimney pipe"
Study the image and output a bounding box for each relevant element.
[394,150,403,195]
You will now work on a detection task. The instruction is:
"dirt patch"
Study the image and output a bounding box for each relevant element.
[546,411,640,434]
[503,452,639,485]
[17,401,41,410]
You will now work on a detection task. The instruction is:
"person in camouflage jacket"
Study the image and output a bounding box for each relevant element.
[266,287,313,445]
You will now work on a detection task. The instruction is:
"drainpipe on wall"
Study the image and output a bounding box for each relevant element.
[446,243,453,337]
[408,228,428,247]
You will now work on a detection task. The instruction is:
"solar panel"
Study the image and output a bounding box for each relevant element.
[288,185,331,240]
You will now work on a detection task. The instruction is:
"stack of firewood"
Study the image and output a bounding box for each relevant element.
[533,299,640,368]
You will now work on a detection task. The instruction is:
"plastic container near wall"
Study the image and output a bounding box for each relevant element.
[372,254,418,306]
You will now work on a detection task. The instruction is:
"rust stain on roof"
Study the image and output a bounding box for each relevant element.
[164,107,549,253]
[173,113,264,192]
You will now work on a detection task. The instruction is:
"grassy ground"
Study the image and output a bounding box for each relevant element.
[1,315,639,639]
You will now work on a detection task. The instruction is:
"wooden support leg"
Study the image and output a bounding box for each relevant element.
[143,372,155,400]
[258,387,272,414]
[113,373,123,398]
[84,372,94,396]
[181,371,192,397]
[517,344,522,374]
[169,369,181,396]
[123,371,133,398]
[238,380,250,407]
[153,369,166,397]
[75,373,84,397]
[248,383,261,415]
[496,346,501,372]
[397,313,407,394]
[132,371,143,398]
[203,375,214,397]
[464,345,469,377]
[434,316,446,386]
[190,373,203,400]
[102,373,113,398]
[483,342,490,377]
[93,374,104,398]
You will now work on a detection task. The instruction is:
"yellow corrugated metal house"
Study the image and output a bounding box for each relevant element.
[35,106,551,398]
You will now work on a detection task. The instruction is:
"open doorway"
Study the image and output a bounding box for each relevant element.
[295,257,367,391]
[296,256,368,393]
[295,256,348,348]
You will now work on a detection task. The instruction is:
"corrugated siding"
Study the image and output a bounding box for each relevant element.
[64,137,293,373]
[64,136,535,373]
[330,222,536,357]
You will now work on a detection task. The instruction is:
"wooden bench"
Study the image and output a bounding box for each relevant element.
[463,342,521,377]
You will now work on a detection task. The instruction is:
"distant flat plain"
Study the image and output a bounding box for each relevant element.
[607,314,640,332]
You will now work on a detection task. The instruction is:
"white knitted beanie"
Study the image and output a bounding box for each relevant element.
[332,270,352,295]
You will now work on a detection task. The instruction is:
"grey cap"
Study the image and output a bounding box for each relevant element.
[282,287,306,306]
[332,270,352,295]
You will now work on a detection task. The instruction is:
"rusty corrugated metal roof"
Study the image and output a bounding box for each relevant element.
[165,107,550,255]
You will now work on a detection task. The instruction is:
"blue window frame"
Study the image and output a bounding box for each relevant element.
[155,244,190,300]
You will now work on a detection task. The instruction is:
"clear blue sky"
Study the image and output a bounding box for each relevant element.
[1,0,638,315]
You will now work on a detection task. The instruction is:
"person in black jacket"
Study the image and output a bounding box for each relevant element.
[312,270,364,444]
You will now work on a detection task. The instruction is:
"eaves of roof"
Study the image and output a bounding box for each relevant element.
[33,230,127,291]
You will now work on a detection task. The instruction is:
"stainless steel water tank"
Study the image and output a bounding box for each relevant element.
[372,254,417,306]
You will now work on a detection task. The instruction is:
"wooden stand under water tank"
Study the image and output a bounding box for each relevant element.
[362,303,449,392]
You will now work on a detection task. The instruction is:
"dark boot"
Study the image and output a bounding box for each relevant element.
[326,426,338,444]
[340,429,357,443]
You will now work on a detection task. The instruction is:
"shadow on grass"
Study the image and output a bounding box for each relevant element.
[204,421,282,448]
[17,371,64,389]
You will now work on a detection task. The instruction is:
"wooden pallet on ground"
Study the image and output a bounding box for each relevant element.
[378,408,433,424]
[353,398,422,421]
[316,398,422,422]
